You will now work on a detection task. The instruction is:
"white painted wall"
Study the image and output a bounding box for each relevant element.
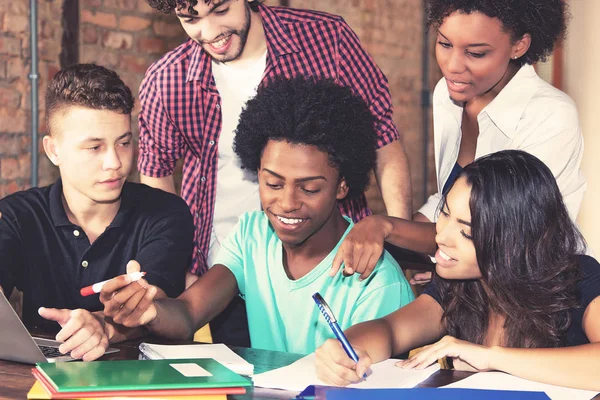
[564,0,600,255]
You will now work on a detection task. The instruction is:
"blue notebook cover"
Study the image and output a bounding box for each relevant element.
[297,387,551,400]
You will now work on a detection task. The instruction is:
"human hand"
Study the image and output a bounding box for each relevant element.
[409,271,433,285]
[396,335,492,372]
[330,215,389,280]
[315,339,372,386]
[38,307,109,361]
[99,260,158,327]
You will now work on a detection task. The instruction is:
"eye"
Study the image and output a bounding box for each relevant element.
[302,188,320,195]
[214,7,229,16]
[438,41,451,49]
[467,51,486,58]
[118,141,131,148]
[460,230,473,240]
[88,145,101,152]
[266,182,282,190]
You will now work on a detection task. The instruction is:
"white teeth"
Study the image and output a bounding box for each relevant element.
[277,216,304,225]
[439,249,455,261]
[451,80,467,86]
[211,36,230,49]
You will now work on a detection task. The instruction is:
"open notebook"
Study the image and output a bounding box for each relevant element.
[139,343,254,376]
[252,353,440,391]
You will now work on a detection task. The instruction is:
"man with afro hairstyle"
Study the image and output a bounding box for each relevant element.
[102,77,414,355]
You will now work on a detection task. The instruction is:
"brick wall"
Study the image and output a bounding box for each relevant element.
[0,0,62,197]
[0,0,435,214]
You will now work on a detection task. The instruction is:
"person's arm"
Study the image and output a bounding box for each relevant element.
[330,214,437,278]
[150,265,238,339]
[402,296,600,391]
[375,140,412,218]
[140,174,176,195]
[137,74,185,195]
[315,294,444,385]
[337,20,412,219]
[0,209,21,297]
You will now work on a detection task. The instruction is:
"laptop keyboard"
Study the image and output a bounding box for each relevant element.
[38,345,64,358]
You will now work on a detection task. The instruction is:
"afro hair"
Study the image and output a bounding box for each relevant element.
[233,76,377,200]
[425,0,568,65]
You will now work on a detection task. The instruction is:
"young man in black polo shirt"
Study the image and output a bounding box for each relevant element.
[0,64,194,361]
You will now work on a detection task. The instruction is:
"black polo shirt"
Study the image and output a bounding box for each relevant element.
[0,179,194,329]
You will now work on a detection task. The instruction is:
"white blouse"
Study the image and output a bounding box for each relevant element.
[419,64,586,222]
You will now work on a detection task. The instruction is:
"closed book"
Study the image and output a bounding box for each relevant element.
[35,358,252,393]
[138,343,254,376]
[27,380,228,399]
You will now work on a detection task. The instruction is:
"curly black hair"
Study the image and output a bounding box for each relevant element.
[45,64,134,135]
[425,0,568,65]
[147,0,262,15]
[233,76,377,200]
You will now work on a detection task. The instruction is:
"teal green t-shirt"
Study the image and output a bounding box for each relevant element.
[214,211,414,355]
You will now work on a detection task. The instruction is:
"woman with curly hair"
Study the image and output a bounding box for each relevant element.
[331,0,586,285]
[316,150,600,390]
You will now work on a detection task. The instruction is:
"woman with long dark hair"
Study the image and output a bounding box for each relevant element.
[316,150,600,390]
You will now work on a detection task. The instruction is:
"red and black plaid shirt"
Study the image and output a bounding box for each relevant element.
[138,5,400,275]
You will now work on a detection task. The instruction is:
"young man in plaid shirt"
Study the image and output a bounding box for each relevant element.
[137,0,412,345]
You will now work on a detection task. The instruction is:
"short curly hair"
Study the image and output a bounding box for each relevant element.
[147,0,262,15]
[45,64,134,135]
[233,76,377,200]
[425,0,568,65]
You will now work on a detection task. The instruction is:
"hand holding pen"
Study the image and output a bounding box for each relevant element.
[313,293,372,385]
[98,260,159,327]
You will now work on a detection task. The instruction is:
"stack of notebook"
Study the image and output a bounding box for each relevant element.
[27,358,252,399]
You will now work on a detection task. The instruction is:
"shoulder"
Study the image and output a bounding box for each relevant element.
[522,73,579,129]
[0,185,51,218]
[577,255,600,305]
[366,250,407,286]
[270,5,345,27]
[141,40,196,87]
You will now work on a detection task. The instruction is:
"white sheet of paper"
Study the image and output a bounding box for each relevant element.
[169,362,213,377]
[443,371,598,400]
[252,353,440,391]
[139,343,254,375]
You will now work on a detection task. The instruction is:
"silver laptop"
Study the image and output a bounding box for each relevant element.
[0,291,118,363]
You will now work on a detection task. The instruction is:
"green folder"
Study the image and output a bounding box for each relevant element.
[35,358,252,393]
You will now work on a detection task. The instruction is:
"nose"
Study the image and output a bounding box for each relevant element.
[446,49,466,74]
[278,186,301,213]
[435,215,454,248]
[196,20,222,44]
[102,148,122,171]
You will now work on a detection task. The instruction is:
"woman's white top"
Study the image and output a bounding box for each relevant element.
[419,64,586,222]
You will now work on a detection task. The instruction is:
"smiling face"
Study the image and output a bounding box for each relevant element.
[176,0,253,63]
[43,106,134,207]
[258,140,348,248]
[435,11,529,103]
[434,176,481,280]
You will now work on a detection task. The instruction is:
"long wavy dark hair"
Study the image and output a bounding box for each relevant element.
[436,150,584,348]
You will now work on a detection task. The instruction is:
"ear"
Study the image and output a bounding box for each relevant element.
[511,33,531,60]
[336,178,349,200]
[43,135,60,166]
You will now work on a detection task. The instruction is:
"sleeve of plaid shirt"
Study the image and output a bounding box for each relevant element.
[337,20,401,148]
[137,74,186,178]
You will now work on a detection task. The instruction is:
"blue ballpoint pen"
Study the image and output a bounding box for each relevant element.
[312,292,360,363]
